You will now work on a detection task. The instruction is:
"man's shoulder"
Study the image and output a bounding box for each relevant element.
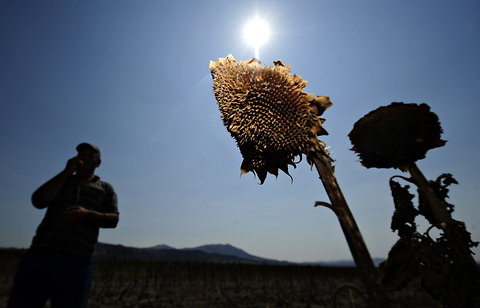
[93,177,116,192]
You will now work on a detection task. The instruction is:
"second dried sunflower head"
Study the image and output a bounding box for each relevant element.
[349,102,446,170]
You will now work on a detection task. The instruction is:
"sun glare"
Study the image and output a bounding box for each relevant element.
[244,17,270,59]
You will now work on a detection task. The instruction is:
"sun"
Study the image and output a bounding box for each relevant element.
[243,17,270,59]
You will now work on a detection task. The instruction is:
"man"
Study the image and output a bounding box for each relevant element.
[8,143,119,308]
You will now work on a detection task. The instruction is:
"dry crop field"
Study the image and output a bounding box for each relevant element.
[0,249,440,308]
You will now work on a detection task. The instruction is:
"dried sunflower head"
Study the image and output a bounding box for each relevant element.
[210,55,332,183]
[348,102,446,170]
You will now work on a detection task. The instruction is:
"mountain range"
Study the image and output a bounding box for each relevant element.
[94,242,289,264]
[93,242,385,266]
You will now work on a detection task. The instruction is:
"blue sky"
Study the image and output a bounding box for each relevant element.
[1,0,479,262]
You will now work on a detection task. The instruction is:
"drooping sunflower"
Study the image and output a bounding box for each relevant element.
[210,55,332,183]
[348,102,446,170]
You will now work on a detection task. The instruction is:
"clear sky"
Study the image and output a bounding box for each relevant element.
[1,0,479,263]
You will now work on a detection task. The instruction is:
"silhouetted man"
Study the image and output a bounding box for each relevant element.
[8,143,119,308]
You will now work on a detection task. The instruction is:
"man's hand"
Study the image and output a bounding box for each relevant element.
[32,157,81,209]
[64,156,82,175]
[63,205,89,223]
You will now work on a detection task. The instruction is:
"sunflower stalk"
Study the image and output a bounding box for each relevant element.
[406,162,478,267]
[406,162,451,224]
[311,151,390,308]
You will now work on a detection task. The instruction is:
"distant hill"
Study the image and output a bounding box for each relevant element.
[93,242,386,266]
[183,244,267,262]
[147,244,176,250]
[93,242,290,265]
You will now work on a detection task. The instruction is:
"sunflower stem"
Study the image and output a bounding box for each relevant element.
[310,151,391,308]
[406,162,478,266]
[406,162,451,223]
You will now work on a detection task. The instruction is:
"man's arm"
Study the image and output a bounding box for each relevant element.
[63,206,119,228]
[31,157,79,209]
[63,205,120,228]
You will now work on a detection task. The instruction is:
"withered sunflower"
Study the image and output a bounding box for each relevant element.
[349,102,446,170]
[210,55,332,183]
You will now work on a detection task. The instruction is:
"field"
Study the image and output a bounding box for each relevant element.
[0,249,441,308]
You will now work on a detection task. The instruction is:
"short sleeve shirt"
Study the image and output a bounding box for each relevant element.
[31,175,118,256]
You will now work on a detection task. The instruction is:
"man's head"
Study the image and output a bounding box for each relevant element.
[76,143,101,170]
